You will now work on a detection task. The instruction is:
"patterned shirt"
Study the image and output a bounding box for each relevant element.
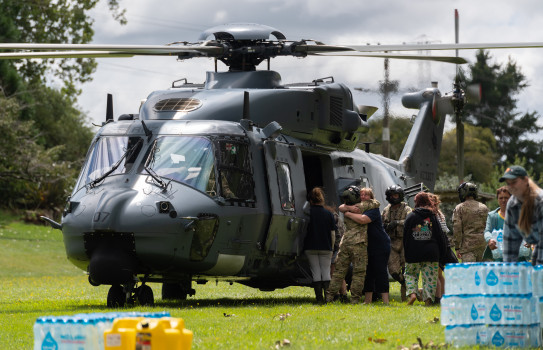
[503,189,543,264]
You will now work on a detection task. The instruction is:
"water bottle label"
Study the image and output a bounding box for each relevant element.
[491,331,505,347]
[475,271,481,286]
[486,270,499,286]
[489,304,502,322]
[471,304,479,321]
[41,332,58,350]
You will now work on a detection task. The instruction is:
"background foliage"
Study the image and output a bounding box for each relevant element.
[0,0,124,214]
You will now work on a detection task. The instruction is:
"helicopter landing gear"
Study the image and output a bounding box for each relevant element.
[107,285,126,308]
[162,278,195,301]
[106,282,155,308]
[135,284,154,306]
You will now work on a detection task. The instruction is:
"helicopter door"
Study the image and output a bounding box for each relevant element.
[262,141,307,256]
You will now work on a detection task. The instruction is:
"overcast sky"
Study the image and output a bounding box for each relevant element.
[76,0,543,137]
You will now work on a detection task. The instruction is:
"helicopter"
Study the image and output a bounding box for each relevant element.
[1,23,542,307]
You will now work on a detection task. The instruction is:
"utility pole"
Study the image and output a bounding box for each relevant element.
[454,8,465,184]
[380,58,398,158]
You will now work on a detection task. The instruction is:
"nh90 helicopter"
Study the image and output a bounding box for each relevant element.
[2,23,542,307]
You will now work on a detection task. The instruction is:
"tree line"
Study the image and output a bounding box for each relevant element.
[0,0,124,214]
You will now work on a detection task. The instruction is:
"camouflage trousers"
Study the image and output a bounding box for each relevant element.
[388,238,405,284]
[404,261,439,302]
[460,246,486,263]
[326,242,367,304]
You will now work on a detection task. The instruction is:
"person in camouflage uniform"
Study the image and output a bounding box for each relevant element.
[325,186,380,304]
[452,182,489,262]
[381,185,412,301]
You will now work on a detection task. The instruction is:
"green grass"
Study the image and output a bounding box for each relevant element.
[0,212,513,349]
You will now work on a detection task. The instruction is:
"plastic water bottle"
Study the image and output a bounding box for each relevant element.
[485,294,536,325]
[532,265,543,297]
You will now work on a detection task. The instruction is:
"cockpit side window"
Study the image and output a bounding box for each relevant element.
[215,140,255,202]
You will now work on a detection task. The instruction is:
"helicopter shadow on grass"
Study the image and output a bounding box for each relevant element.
[154,295,316,308]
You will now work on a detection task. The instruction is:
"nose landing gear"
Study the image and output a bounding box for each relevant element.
[106,282,154,308]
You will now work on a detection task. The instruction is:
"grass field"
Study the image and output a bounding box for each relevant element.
[0,211,485,349]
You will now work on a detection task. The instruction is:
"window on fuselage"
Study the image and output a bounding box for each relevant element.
[214,140,255,201]
[276,162,294,211]
[75,136,143,190]
[144,136,215,193]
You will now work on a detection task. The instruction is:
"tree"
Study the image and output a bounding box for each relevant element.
[363,115,412,160]
[0,0,126,96]
[0,0,125,211]
[0,96,76,210]
[438,124,497,184]
[463,50,543,178]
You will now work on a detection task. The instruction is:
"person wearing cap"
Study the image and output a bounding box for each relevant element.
[500,165,543,265]
[452,182,489,262]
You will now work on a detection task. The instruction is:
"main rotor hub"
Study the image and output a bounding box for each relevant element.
[195,23,296,71]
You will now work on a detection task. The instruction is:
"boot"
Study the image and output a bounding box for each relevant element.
[322,281,330,303]
[400,284,407,302]
[313,282,324,304]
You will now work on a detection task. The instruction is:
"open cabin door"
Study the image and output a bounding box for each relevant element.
[262,141,308,256]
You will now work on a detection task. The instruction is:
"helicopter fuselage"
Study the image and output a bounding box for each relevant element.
[61,69,444,295]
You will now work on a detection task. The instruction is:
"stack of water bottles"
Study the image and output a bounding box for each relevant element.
[442,262,541,348]
[33,311,170,350]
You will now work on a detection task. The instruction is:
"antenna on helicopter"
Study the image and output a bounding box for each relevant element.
[106,93,113,123]
[243,91,250,119]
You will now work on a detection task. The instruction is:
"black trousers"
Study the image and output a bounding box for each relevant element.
[363,250,391,293]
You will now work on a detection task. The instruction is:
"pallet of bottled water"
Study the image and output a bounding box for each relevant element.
[33,311,169,350]
[444,262,533,295]
[445,324,540,348]
[442,262,542,348]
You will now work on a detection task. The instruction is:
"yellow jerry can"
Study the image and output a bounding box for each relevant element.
[104,317,193,350]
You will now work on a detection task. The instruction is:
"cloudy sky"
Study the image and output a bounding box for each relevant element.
[77,0,543,136]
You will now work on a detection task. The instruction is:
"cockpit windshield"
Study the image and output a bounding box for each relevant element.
[75,136,143,190]
[146,136,215,193]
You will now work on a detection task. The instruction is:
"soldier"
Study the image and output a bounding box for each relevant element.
[381,185,412,301]
[325,186,379,304]
[452,182,489,262]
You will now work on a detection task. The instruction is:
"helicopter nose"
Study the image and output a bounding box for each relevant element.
[88,241,137,285]
[86,188,140,285]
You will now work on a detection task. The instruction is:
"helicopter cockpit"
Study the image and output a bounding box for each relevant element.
[73,129,256,206]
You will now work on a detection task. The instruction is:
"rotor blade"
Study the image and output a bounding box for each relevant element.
[313,51,467,64]
[344,42,543,52]
[292,44,354,53]
[0,51,136,59]
[0,43,224,56]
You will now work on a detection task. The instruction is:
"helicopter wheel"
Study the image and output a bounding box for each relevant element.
[107,285,126,308]
[137,284,154,306]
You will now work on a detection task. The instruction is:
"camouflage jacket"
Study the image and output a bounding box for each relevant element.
[342,199,380,245]
[452,198,489,252]
[382,202,412,239]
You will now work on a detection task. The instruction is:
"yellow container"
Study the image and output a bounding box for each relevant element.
[104,317,193,350]
[104,317,143,349]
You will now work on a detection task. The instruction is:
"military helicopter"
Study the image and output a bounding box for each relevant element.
[1,23,542,307]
